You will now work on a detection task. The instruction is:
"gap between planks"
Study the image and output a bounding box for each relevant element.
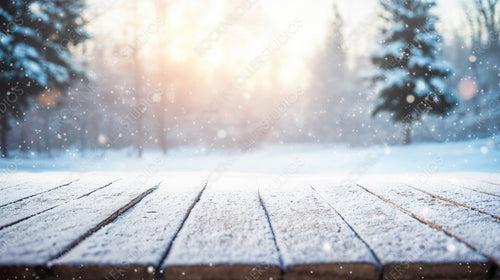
[407,184,500,221]
[481,180,500,187]
[49,185,159,262]
[0,180,116,231]
[0,180,76,208]
[462,186,500,198]
[258,190,285,273]
[76,180,119,199]
[2,175,498,280]
[356,184,495,268]
[310,185,383,269]
[154,181,208,278]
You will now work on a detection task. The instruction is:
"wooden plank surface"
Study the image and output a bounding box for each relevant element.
[0,173,498,280]
[0,177,116,229]
[411,182,500,219]
[455,181,500,197]
[465,183,500,197]
[0,175,75,206]
[438,175,500,197]
[448,173,500,188]
[400,172,500,197]
[260,184,380,280]
[0,179,30,192]
[358,182,500,266]
[51,176,206,280]
[162,176,281,280]
[0,178,157,279]
[314,184,489,280]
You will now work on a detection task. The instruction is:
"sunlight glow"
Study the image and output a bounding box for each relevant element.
[206,49,224,67]
[86,0,464,100]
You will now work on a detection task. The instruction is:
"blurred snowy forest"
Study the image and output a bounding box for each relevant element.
[1,0,499,158]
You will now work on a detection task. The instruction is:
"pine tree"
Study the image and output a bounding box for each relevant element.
[0,0,88,157]
[371,0,456,144]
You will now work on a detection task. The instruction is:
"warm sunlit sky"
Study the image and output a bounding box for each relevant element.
[84,0,470,93]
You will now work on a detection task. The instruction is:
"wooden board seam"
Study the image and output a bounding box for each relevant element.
[0,180,116,231]
[258,189,285,272]
[310,185,383,270]
[0,180,76,208]
[0,205,58,231]
[356,184,495,268]
[76,180,117,199]
[48,184,159,262]
[481,180,500,187]
[156,181,208,273]
[407,184,500,220]
[461,186,500,198]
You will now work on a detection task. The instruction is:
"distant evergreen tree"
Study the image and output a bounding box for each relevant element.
[371,0,456,144]
[0,0,88,157]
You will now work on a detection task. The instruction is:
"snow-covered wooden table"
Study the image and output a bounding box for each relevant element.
[0,172,499,280]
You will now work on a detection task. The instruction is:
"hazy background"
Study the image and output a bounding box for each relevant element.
[4,0,499,159]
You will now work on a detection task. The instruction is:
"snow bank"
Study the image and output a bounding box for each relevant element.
[0,138,498,174]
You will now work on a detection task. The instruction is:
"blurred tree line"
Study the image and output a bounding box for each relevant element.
[1,0,499,158]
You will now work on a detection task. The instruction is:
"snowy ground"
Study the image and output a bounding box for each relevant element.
[1,138,499,175]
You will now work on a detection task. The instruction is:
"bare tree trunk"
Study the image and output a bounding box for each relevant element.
[156,0,168,154]
[132,0,143,158]
[403,121,412,145]
[81,115,88,152]
[20,120,28,153]
[158,96,167,154]
[475,0,499,46]
[0,112,8,158]
[42,110,52,157]
[133,52,143,158]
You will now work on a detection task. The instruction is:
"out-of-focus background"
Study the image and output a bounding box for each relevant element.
[0,0,498,173]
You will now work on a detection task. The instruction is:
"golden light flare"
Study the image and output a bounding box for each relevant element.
[457,79,477,100]
[87,0,333,95]
[169,38,186,61]
[37,89,62,108]
[206,49,225,67]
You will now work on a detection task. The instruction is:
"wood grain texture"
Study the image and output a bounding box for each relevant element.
[0,173,498,280]
[0,175,74,206]
[162,176,281,280]
[412,183,500,219]
[52,177,206,280]
[164,264,281,280]
[0,179,156,266]
[358,182,500,267]
[260,185,380,280]
[314,184,489,280]
[0,177,115,229]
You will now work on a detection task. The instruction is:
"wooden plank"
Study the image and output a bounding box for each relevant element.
[0,178,158,279]
[411,181,500,219]
[400,173,500,196]
[260,184,380,280]
[0,174,75,206]
[162,176,281,280]
[0,177,116,229]
[51,176,206,280]
[358,182,500,267]
[0,172,63,189]
[0,180,30,192]
[459,181,500,197]
[314,184,489,280]
[440,173,500,197]
[448,173,500,187]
